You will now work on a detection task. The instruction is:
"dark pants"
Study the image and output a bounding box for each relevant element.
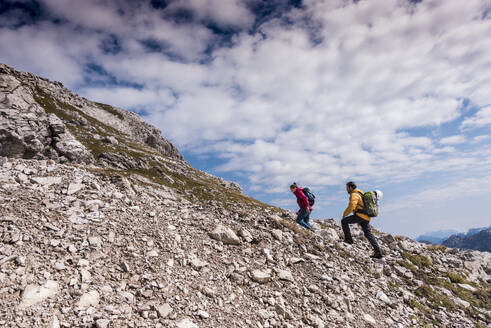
[342,215,381,253]
[296,208,311,229]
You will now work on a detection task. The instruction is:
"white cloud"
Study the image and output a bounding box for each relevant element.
[461,106,491,129]
[471,135,491,144]
[440,135,466,145]
[166,0,255,28]
[0,23,97,85]
[81,86,177,110]
[384,173,491,214]
[41,0,126,31]
[432,146,455,154]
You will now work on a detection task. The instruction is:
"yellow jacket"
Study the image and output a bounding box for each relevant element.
[343,188,370,221]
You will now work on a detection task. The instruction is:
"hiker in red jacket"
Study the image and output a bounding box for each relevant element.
[290,182,312,229]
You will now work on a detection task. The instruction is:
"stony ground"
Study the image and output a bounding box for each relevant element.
[0,157,489,328]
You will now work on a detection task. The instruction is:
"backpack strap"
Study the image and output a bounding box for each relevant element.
[355,191,366,215]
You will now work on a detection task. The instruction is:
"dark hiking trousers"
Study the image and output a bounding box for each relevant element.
[342,214,381,253]
[296,207,311,229]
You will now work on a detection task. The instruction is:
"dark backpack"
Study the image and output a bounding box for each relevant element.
[302,187,315,206]
[356,191,379,217]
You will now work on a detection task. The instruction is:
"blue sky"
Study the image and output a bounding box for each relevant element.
[1,0,491,238]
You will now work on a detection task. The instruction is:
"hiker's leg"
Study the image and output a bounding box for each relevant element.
[296,208,306,224]
[296,208,311,229]
[303,211,311,228]
[341,215,359,242]
[359,220,381,253]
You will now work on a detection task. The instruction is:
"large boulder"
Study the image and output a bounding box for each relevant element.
[208,224,241,245]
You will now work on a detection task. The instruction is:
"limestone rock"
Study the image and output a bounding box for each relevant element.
[320,228,339,242]
[278,270,294,282]
[209,225,240,245]
[176,318,198,328]
[95,319,110,328]
[67,183,84,195]
[251,269,272,284]
[457,283,477,292]
[238,228,253,242]
[19,280,60,309]
[77,290,100,307]
[376,291,392,305]
[49,314,60,328]
[189,255,208,270]
[155,303,173,318]
[31,176,62,186]
[363,313,376,325]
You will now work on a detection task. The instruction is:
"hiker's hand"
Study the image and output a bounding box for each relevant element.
[306,208,310,214]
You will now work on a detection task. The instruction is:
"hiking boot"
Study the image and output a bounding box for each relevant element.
[343,239,354,245]
[370,251,383,259]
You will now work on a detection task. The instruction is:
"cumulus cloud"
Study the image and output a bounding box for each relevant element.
[82,86,177,111]
[440,135,466,145]
[165,0,255,28]
[471,134,491,144]
[384,173,491,213]
[461,106,491,129]
[0,23,97,85]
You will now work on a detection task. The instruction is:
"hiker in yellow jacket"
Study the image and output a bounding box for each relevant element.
[342,181,382,259]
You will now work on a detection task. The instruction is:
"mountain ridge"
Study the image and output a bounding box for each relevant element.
[442,229,491,253]
[416,229,461,244]
[416,226,491,253]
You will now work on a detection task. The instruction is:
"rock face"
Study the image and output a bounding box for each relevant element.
[0,63,490,328]
[0,62,241,192]
[0,62,181,163]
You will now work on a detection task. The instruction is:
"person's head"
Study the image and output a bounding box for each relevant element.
[290,182,298,192]
[346,181,357,193]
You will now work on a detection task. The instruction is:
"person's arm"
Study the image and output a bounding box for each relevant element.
[343,193,357,217]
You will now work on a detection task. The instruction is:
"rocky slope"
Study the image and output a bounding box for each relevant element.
[0,64,490,328]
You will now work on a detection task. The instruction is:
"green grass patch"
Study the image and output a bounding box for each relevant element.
[408,299,440,327]
[427,245,446,252]
[274,216,312,241]
[96,102,125,120]
[409,299,426,311]
[402,252,432,269]
[398,259,418,272]
[445,272,467,284]
[415,285,455,310]
[34,86,122,137]
[424,275,490,311]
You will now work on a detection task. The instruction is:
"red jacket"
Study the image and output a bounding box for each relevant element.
[294,188,311,209]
